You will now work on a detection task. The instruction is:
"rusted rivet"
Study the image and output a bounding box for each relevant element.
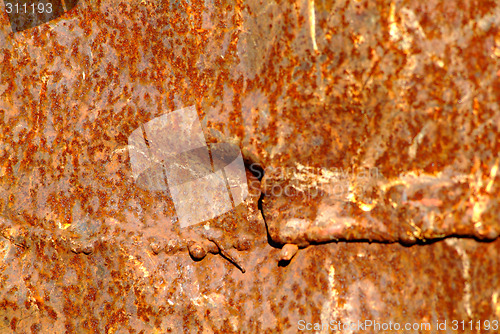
[280,244,299,261]
[150,241,164,255]
[474,224,499,241]
[188,241,207,260]
[70,240,95,255]
[399,231,417,246]
[81,243,94,255]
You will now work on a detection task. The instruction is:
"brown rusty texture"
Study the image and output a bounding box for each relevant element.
[0,0,499,332]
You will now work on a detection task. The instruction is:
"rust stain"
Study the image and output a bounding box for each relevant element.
[0,0,499,331]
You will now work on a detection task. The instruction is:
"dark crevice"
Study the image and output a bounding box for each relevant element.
[257,191,281,249]
[243,158,281,248]
[244,159,265,181]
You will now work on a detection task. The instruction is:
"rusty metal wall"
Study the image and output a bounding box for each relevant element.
[0,0,499,332]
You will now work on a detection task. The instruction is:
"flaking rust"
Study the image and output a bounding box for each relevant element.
[0,157,266,272]
[0,0,271,273]
[0,0,499,331]
[0,0,498,261]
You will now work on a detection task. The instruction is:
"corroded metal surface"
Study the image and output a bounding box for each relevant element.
[262,166,500,248]
[0,0,499,332]
[0,0,498,246]
[0,236,499,333]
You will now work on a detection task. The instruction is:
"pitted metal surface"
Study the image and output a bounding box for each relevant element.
[0,0,499,332]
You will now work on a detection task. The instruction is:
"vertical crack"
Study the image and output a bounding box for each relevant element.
[244,159,281,249]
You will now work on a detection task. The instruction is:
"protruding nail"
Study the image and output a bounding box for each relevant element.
[223,248,246,273]
[207,237,246,273]
[205,240,219,254]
